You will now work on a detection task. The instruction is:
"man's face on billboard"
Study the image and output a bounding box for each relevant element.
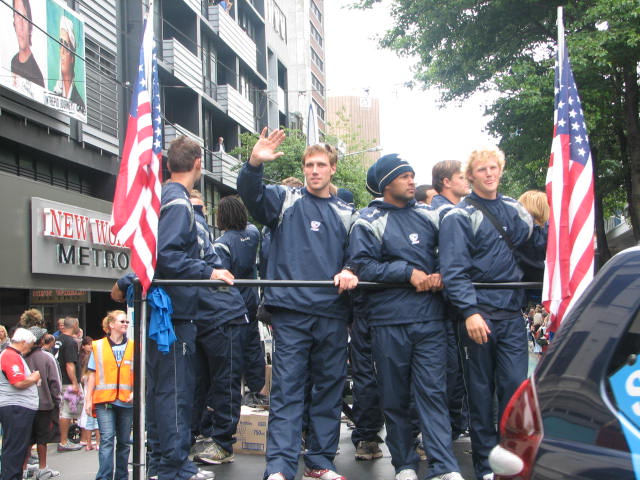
[13,0,31,53]
[60,29,74,77]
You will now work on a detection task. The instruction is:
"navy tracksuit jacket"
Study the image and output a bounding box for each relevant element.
[237,161,355,480]
[439,191,547,479]
[347,199,461,477]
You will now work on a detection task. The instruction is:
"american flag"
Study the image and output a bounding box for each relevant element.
[111,9,162,294]
[542,11,595,332]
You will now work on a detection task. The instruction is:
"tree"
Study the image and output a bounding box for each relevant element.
[355,0,640,253]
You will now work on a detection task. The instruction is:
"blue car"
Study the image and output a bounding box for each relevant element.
[489,246,640,479]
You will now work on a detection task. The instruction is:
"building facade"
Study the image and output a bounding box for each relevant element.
[327,95,381,166]
[0,0,293,335]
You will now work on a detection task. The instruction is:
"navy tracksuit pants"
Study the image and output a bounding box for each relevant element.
[371,320,460,477]
[446,318,469,435]
[265,309,348,480]
[349,314,384,446]
[146,320,199,480]
[242,318,266,393]
[459,314,528,480]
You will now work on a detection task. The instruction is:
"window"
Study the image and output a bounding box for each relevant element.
[311,74,324,96]
[310,22,322,46]
[85,37,118,139]
[310,47,324,72]
[312,99,325,121]
[270,0,287,42]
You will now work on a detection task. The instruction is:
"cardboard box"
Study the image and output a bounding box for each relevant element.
[264,364,272,396]
[235,406,268,455]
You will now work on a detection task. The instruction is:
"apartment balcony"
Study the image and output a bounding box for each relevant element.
[162,38,203,95]
[203,150,242,189]
[164,123,204,150]
[183,0,201,15]
[218,85,255,132]
[207,4,258,73]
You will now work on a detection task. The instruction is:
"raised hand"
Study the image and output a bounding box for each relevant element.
[249,127,286,166]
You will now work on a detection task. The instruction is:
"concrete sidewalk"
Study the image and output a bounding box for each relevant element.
[45,424,474,480]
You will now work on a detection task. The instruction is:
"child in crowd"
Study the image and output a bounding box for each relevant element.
[78,336,100,450]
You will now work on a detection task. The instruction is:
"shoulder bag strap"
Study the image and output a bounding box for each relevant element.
[466,197,516,251]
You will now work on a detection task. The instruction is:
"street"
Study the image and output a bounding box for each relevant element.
[45,423,475,480]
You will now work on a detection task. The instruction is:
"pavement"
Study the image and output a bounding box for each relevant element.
[44,425,475,480]
[39,353,541,479]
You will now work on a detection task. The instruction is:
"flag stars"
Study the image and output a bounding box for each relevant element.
[569,109,577,118]
[571,123,580,131]
[557,119,566,127]
[574,135,583,144]
[557,100,565,109]
[577,147,586,157]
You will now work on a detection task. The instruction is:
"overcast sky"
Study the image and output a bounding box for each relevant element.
[324,1,498,184]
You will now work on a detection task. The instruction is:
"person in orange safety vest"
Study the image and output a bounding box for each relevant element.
[84,310,134,480]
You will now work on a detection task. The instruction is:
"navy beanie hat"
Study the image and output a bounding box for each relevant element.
[366,154,414,197]
[336,188,354,205]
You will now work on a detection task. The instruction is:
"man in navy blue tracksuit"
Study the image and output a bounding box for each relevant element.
[430,160,471,440]
[237,128,358,480]
[149,136,233,480]
[439,147,547,480]
[186,192,249,465]
[214,197,267,405]
[347,154,464,480]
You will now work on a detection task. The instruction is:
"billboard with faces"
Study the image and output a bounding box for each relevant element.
[0,0,86,122]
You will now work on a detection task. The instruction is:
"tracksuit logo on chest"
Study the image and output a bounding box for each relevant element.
[409,233,420,245]
[310,220,321,232]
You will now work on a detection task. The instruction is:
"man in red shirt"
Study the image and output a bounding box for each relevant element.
[0,327,40,480]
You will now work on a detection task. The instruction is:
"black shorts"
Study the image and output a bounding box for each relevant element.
[32,408,59,445]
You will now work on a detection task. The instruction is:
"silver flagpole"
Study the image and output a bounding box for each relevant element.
[132,280,147,480]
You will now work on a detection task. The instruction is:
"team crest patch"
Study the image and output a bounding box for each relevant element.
[310,221,321,232]
[409,233,420,245]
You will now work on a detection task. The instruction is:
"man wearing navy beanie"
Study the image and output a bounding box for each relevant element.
[347,154,465,480]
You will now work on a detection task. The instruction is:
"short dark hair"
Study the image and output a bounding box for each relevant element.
[415,184,433,203]
[432,160,462,193]
[216,195,248,231]
[167,136,201,173]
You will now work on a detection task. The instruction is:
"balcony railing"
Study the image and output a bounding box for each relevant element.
[206,4,258,72]
[164,123,204,150]
[162,38,203,95]
[218,85,255,132]
[204,150,242,189]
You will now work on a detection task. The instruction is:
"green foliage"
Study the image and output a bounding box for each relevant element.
[354,0,639,234]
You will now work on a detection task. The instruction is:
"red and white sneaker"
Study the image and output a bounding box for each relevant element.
[302,469,346,480]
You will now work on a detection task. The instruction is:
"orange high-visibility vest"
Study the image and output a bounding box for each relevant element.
[91,337,134,405]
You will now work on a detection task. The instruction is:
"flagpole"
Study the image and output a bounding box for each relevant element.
[132,282,147,480]
[133,2,153,478]
[557,7,564,78]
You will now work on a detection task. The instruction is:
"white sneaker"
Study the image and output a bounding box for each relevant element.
[395,469,418,480]
[482,474,494,480]
[428,473,465,480]
[267,474,287,480]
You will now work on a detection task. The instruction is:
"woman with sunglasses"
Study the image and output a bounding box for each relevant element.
[84,310,134,480]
